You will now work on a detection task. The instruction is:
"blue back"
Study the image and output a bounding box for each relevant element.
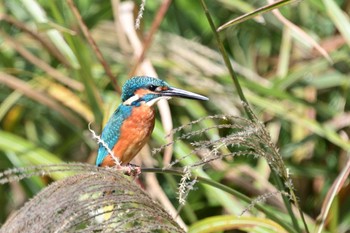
[95,104,132,166]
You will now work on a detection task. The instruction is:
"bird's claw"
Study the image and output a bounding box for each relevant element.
[117,163,141,177]
[127,163,141,177]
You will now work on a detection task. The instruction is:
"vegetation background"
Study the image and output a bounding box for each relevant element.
[0,0,350,232]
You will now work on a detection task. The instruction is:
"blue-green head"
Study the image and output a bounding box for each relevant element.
[121,76,208,106]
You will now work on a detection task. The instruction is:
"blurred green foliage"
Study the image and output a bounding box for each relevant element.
[1,0,350,232]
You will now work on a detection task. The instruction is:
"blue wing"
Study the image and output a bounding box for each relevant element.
[95,105,132,166]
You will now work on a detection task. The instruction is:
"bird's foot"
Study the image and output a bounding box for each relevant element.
[127,163,142,177]
[117,163,141,177]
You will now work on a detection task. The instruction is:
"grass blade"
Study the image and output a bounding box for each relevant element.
[188,215,288,233]
[20,0,80,68]
[323,0,350,47]
[217,0,295,31]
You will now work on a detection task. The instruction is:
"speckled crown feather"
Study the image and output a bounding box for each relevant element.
[121,76,170,102]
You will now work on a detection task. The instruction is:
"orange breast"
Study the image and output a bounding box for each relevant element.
[111,104,155,165]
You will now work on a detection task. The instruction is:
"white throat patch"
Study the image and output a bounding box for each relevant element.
[146,96,171,106]
[123,94,171,106]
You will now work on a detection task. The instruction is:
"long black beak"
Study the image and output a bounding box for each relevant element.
[160,87,209,101]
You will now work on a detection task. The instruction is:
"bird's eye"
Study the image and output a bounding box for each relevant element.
[148,85,158,91]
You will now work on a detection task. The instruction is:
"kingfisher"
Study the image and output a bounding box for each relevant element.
[96,76,208,168]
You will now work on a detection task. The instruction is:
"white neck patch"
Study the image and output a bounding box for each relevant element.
[123,94,140,106]
[123,94,171,106]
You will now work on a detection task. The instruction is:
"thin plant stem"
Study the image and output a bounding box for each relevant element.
[199,1,309,232]
[66,0,121,93]
[272,172,302,233]
[293,188,310,233]
[217,0,295,31]
[199,0,254,121]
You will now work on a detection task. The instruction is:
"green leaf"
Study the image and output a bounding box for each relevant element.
[0,130,70,180]
[188,215,288,233]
